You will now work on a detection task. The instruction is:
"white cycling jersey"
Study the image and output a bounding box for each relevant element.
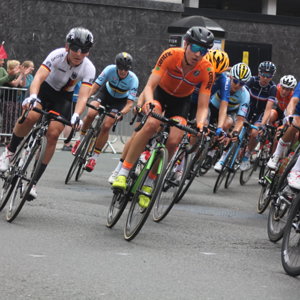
[41,48,95,92]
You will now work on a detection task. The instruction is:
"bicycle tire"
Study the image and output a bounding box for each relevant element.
[106,191,129,228]
[213,143,236,193]
[267,156,297,242]
[175,145,208,203]
[0,133,34,211]
[152,148,188,222]
[257,168,274,214]
[124,147,168,241]
[65,131,93,184]
[281,193,300,277]
[6,135,47,222]
[239,154,259,186]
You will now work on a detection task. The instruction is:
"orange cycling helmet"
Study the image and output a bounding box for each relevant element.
[205,49,230,74]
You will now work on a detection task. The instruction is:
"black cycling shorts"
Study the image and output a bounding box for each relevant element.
[154,85,191,119]
[98,85,128,113]
[38,82,73,120]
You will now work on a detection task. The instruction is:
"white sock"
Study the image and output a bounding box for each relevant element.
[274,138,290,157]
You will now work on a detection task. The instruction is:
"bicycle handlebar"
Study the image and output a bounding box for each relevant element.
[32,107,72,126]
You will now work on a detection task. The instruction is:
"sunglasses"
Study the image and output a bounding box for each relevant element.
[69,44,90,54]
[259,72,273,79]
[190,44,208,56]
[232,78,246,86]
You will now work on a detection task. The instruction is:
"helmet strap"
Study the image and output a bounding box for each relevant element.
[184,49,192,66]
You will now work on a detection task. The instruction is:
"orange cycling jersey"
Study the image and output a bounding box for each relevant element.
[152,47,214,98]
[276,84,293,111]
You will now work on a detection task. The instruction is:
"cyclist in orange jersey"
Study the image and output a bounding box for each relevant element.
[269,75,297,125]
[112,26,215,207]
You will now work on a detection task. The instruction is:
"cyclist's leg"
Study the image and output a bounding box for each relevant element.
[112,100,162,189]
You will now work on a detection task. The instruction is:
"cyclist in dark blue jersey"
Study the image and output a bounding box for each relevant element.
[240,61,277,171]
[72,52,139,172]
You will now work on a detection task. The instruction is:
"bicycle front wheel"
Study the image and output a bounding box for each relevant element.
[6,136,47,222]
[281,193,300,277]
[124,148,168,241]
[65,131,93,184]
[152,148,188,222]
[257,169,274,214]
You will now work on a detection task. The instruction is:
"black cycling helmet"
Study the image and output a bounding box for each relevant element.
[258,61,276,76]
[115,52,133,71]
[66,27,94,51]
[184,26,214,49]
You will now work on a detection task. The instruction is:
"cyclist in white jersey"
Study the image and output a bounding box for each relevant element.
[0,27,96,199]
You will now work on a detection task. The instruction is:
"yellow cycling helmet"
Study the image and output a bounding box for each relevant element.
[205,49,230,73]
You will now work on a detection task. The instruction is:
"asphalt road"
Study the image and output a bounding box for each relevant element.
[0,149,299,300]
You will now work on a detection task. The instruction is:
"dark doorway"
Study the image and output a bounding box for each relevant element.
[224,40,272,75]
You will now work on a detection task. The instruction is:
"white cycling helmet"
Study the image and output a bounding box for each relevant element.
[280,75,297,89]
[230,63,252,83]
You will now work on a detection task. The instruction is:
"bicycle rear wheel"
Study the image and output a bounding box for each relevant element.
[240,153,259,185]
[257,168,274,214]
[106,191,129,228]
[65,131,93,184]
[124,148,168,241]
[281,194,300,277]
[175,146,206,203]
[6,136,47,222]
[152,148,188,222]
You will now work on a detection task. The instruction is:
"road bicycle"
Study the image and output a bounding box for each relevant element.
[65,102,117,184]
[239,124,277,185]
[0,107,71,222]
[106,104,197,241]
[281,191,300,277]
[213,121,258,193]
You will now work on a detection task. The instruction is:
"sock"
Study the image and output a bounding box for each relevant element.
[274,138,290,157]
[118,160,133,177]
[79,130,87,141]
[8,134,24,153]
[91,148,101,160]
[144,171,157,188]
[33,163,47,185]
[114,159,124,173]
[291,156,300,172]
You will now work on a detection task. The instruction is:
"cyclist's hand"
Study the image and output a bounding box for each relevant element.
[216,127,227,143]
[22,94,40,109]
[231,130,239,142]
[134,105,142,115]
[71,113,83,130]
[283,115,293,126]
[258,125,266,135]
[115,112,123,121]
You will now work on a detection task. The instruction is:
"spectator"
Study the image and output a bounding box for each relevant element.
[0,59,20,86]
[1,60,22,145]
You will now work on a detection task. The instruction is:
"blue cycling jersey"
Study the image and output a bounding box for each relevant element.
[210,82,250,117]
[292,82,300,115]
[95,65,139,101]
[191,72,229,104]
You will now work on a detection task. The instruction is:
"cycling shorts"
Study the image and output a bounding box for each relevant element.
[208,103,237,125]
[38,82,73,120]
[154,85,191,119]
[98,85,128,113]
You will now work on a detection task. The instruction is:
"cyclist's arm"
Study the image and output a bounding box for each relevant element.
[88,82,101,98]
[286,96,299,116]
[217,100,228,129]
[143,73,161,108]
[196,92,210,129]
[120,99,134,115]
[261,100,273,125]
[74,84,92,115]
[29,66,50,96]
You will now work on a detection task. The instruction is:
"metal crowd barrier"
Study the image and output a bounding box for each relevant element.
[0,87,134,152]
[0,86,28,145]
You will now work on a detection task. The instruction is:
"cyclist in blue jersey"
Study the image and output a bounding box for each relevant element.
[72,52,139,172]
[213,63,251,171]
[267,82,300,189]
[240,61,277,171]
[0,27,96,198]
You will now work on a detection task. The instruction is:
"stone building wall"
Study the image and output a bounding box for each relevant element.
[0,0,183,92]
